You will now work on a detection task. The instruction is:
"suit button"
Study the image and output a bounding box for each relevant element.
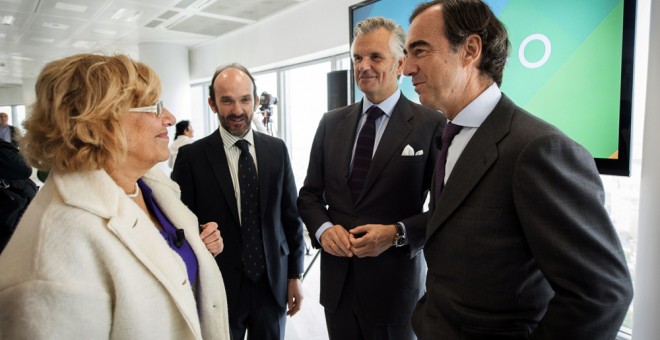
[351,215,358,220]
[428,274,436,283]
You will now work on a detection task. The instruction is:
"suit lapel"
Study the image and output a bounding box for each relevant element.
[427,95,515,239]
[253,132,271,219]
[202,131,240,226]
[339,103,364,201]
[359,97,412,201]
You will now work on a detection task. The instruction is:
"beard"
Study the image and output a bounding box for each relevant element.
[219,112,252,137]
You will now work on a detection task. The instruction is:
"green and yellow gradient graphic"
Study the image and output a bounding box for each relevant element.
[495,0,623,159]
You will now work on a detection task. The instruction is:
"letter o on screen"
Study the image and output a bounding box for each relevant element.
[519,34,551,69]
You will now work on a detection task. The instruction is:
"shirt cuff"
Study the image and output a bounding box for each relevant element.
[315,221,334,244]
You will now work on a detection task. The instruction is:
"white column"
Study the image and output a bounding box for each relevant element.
[633,0,660,338]
[21,77,36,116]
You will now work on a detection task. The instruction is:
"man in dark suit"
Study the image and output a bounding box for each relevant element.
[0,112,19,147]
[403,1,633,339]
[172,64,305,340]
[298,17,444,340]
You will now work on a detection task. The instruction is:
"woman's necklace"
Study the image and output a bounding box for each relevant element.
[127,182,140,198]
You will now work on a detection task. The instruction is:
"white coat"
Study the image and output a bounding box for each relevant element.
[0,167,230,340]
[169,135,193,168]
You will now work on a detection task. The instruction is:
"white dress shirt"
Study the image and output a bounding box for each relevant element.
[219,126,257,221]
[444,83,502,184]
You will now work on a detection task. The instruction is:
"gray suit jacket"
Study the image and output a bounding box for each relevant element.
[298,94,444,324]
[414,94,633,339]
[172,130,305,310]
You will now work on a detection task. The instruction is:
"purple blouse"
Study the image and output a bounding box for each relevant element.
[137,179,199,288]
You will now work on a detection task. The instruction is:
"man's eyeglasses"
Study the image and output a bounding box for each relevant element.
[129,100,163,117]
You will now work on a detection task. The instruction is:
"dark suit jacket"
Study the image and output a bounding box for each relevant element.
[298,95,444,324]
[171,130,305,310]
[5,126,18,148]
[414,94,633,339]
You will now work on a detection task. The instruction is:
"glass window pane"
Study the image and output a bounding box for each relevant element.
[14,105,26,133]
[284,61,332,190]
[189,84,209,138]
[254,72,279,136]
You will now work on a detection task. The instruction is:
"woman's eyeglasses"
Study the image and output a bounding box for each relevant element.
[129,100,163,117]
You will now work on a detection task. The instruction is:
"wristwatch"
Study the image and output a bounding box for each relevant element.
[288,273,304,280]
[393,223,406,247]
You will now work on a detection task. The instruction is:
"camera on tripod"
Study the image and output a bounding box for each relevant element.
[259,91,278,122]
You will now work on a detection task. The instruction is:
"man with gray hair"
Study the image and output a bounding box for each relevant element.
[298,17,444,340]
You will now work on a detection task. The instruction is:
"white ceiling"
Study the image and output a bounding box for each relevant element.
[0,0,308,88]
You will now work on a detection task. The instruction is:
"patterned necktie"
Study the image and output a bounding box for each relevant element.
[235,140,265,282]
[435,122,463,202]
[348,105,385,203]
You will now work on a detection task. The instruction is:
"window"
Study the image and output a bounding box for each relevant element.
[282,61,332,190]
[188,84,210,138]
[253,72,279,136]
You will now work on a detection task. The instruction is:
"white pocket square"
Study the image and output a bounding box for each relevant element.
[402,145,423,156]
[402,145,414,156]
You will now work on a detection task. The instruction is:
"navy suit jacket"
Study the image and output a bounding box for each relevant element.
[414,94,633,339]
[172,129,305,309]
[298,94,444,324]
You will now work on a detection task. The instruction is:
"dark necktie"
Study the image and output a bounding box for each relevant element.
[435,122,463,202]
[235,140,265,282]
[348,105,384,202]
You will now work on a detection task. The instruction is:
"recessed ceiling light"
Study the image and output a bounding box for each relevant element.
[111,8,127,20]
[111,8,143,22]
[2,15,15,26]
[43,22,70,30]
[11,55,33,61]
[31,37,55,44]
[55,2,87,13]
[125,11,143,22]
[190,0,216,10]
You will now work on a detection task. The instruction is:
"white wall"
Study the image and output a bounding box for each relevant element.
[0,85,23,106]
[633,0,660,337]
[139,42,191,121]
[138,42,192,174]
[188,0,360,81]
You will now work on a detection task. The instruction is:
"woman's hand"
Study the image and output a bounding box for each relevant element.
[200,222,223,256]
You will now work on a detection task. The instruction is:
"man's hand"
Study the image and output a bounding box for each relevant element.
[349,224,397,257]
[286,278,303,317]
[200,222,223,257]
[320,225,353,257]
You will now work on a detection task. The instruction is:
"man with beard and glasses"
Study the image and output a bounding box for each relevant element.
[172,64,305,340]
[298,17,444,340]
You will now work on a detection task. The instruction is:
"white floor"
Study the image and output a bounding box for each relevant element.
[284,245,329,340]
